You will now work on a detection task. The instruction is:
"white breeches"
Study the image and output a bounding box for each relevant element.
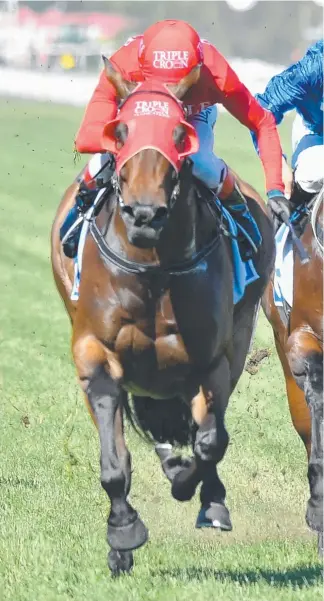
[291,113,324,195]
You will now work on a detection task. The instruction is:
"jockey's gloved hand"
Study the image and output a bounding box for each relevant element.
[267,190,291,229]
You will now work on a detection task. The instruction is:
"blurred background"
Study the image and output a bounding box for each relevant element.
[0,1,322,69]
[0,0,322,105]
[0,1,322,107]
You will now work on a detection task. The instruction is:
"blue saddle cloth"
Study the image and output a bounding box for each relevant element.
[218,204,259,304]
[71,204,259,304]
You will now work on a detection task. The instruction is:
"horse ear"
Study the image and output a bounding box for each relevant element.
[166,65,201,100]
[102,55,137,100]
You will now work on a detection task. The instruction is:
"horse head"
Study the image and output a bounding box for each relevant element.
[101,57,200,248]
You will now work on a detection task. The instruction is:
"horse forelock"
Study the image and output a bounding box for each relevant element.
[120,149,173,205]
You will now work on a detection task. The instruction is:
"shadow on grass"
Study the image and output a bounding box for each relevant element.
[155,565,322,588]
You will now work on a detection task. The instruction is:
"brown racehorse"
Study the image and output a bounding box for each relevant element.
[263,185,323,555]
[51,62,275,574]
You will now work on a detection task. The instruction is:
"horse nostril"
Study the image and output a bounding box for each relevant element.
[123,204,168,227]
[121,205,134,217]
[154,206,168,223]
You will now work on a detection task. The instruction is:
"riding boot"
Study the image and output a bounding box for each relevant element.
[60,181,99,259]
[219,169,262,259]
[60,154,115,259]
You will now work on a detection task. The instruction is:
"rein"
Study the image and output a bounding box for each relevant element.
[311,185,324,253]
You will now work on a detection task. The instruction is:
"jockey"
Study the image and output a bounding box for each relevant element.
[252,39,323,225]
[61,20,286,258]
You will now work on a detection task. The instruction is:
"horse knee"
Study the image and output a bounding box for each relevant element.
[286,330,322,392]
[194,414,229,463]
[305,352,323,403]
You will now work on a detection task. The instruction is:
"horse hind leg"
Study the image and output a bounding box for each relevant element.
[192,356,232,530]
[286,329,323,541]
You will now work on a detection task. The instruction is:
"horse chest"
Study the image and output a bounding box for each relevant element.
[111,293,191,394]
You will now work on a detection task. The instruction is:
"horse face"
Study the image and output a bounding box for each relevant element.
[101,58,200,248]
[116,142,181,249]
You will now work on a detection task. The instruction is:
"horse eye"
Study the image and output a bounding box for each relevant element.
[119,168,127,183]
[173,125,186,151]
[115,123,128,148]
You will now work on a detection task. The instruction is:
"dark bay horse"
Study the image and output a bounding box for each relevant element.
[263,186,323,554]
[51,62,275,574]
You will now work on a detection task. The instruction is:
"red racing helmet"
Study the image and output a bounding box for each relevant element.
[138,20,204,83]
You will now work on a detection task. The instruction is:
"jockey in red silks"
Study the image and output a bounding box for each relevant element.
[61,20,286,258]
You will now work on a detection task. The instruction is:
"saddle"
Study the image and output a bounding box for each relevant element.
[193,178,261,263]
[274,192,316,330]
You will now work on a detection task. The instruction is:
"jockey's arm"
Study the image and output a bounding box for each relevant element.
[255,43,321,123]
[250,41,323,154]
[75,37,142,154]
[74,70,118,153]
[208,44,285,196]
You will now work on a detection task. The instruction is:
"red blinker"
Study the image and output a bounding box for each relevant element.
[102,81,199,172]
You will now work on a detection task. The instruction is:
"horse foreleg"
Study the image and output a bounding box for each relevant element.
[286,328,323,539]
[274,335,311,456]
[72,333,148,574]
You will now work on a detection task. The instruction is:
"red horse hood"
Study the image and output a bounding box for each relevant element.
[102,81,199,172]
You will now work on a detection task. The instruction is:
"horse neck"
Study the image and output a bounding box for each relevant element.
[157,182,218,266]
[157,184,198,265]
[101,184,216,268]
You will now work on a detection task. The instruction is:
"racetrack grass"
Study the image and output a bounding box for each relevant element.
[0,98,321,600]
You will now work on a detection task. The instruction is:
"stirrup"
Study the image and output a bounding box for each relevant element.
[61,214,84,246]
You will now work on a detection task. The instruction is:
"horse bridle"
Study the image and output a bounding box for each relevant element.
[110,167,182,214]
[89,160,221,277]
[89,88,222,275]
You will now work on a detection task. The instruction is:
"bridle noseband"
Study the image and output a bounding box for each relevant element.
[111,168,182,213]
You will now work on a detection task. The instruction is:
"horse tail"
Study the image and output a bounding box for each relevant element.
[123,394,193,447]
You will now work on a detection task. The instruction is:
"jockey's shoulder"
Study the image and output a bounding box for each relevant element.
[298,39,323,75]
[306,39,323,57]
[199,39,234,74]
[108,35,143,79]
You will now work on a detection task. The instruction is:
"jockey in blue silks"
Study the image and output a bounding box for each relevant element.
[252,39,323,225]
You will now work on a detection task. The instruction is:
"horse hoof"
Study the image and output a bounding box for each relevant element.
[306,500,323,533]
[108,516,148,551]
[196,502,232,531]
[161,454,194,483]
[171,469,197,502]
[108,549,134,575]
[318,532,323,558]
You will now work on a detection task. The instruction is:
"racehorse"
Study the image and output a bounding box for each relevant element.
[262,185,323,555]
[51,60,275,574]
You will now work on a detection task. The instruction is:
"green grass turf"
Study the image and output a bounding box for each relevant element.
[0,98,321,600]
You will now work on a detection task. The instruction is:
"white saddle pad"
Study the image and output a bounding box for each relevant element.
[273,223,294,308]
